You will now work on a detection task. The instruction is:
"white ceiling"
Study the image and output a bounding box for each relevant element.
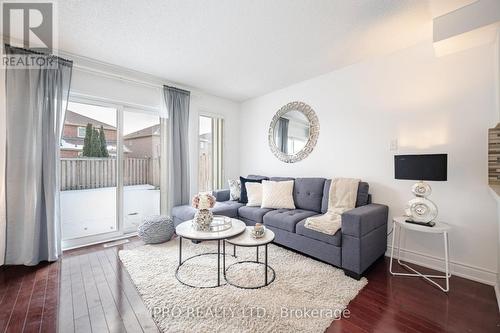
[57,0,439,101]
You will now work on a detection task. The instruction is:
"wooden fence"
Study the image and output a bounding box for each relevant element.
[198,153,212,192]
[60,158,160,191]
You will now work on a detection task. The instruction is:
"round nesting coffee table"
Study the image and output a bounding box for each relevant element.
[224,227,276,289]
[175,218,246,288]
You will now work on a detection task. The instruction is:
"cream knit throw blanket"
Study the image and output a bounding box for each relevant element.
[304,178,360,235]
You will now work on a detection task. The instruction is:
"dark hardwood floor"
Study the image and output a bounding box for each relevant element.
[327,259,500,333]
[0,237,498,332]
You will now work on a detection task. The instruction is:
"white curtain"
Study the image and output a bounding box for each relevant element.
[4,45,73,265]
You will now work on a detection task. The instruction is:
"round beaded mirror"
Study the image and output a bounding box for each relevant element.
[268,101,319,163]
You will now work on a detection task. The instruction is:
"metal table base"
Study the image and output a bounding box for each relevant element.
[223,240,276,289]
[175,236,236,289]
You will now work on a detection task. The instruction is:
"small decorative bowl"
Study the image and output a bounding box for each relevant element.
[251,226,266,239]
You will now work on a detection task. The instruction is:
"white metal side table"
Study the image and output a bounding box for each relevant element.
[389,216,451,292]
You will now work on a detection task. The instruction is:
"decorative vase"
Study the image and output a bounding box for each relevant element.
[405,181,438,223]
[405,197,438,223]
[192,209,213,231]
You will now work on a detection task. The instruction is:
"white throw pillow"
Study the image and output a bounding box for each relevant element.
[245,182,263,207]
[228,179,241,201]
[261,180,295,209]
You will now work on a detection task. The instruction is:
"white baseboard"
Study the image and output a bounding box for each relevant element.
[386,245,498,286]
[495,284,500,313]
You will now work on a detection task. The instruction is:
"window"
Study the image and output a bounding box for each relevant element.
[77,126,86,138]
[198,115,224,192]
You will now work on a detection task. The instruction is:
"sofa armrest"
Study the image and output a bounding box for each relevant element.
[341,203,388,238]
[212,189,230,202]
[341,203,389,277]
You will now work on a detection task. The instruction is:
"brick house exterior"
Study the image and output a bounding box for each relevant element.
[60,111,117,158]
[123,124,160,158]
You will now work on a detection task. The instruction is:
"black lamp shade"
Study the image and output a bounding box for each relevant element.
[395,154,447,181]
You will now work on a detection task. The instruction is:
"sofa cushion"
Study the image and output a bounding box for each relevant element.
[238,206,274,223]
[246,182,263,206]
[296,220,342,246]
[172,201,244,224]
[321,180,369,213]
[261,180,295,209]
[213,188,230,202]
[172,205,196,223]
[293,178,326,213]
[357,182,370,206]
[247,175,269,181]
[263,209,318,232]
[213,200,245,217]
[269,177,295,182]
[228,179,241,201]
[239,176,263,204]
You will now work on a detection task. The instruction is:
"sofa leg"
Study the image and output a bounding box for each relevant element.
[343,269,362,280]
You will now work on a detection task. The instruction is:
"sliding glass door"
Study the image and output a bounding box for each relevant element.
[60,100,164,248]
[122,110,161,233]
[60,101,119,241]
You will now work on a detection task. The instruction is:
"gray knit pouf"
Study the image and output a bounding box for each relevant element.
[138,215,174,244]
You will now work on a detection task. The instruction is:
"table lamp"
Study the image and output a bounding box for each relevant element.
[394,154,447,226]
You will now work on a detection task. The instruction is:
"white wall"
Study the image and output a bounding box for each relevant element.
[494,29,500,303]
[240,41,499,284]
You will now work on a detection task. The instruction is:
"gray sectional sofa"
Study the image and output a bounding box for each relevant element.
[172,175,389,279]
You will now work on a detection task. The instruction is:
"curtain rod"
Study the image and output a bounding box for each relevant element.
[4,44,73,65]
[164,85,190,95]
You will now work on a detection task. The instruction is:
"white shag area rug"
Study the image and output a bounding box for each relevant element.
[119,238,367,333]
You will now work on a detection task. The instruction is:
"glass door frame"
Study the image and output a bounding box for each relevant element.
[121,107,163,233]
[197,111,225,192]
[61,95,164,250]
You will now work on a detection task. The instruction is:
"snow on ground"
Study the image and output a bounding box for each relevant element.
[61,184,160,240]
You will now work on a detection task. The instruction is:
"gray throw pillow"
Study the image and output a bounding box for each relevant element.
[228,179,241,201]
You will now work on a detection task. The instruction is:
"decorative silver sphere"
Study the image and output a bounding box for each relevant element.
[406,197,438,223]
[411,181,432,197]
